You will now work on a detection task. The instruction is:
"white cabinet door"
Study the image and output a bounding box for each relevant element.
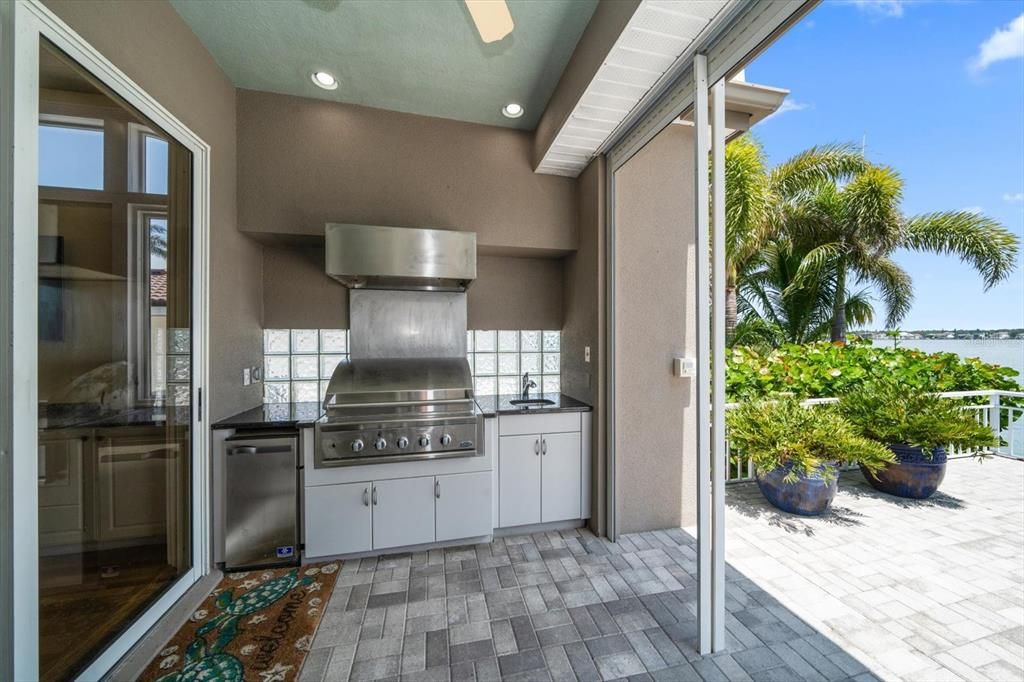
[373,476,435,549]
[499,434,542,527]
[435,471,492,542]
[541,432,582,523]
[305,482,372,557]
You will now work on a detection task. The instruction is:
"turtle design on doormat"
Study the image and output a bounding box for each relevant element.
[155,568,316,682]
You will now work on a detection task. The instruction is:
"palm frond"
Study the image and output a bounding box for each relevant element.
[769,143,869,198]
[901,211,1019,289]
[856,256,913,328]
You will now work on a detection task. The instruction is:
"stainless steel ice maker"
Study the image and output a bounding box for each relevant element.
[224,432,299,570]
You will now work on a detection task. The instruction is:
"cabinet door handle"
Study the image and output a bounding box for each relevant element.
[363,487,369,506]
[435,480,441,498]
[534,438,540,455]
[372,487,378,505]
[542,438,547,455]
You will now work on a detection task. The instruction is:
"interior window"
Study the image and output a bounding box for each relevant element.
[144,134,169,194]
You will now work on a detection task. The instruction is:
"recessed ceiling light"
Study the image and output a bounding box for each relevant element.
[311,71,338,90]
[501,103,524,119]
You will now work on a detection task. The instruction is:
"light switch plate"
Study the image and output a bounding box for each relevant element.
[242,367,251,386]
[585,346,591,363]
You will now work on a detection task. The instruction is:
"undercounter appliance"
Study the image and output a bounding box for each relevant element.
[224,431,299,569]
[316,224,483,468]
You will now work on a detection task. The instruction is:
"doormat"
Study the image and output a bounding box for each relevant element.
[140,563,340,682]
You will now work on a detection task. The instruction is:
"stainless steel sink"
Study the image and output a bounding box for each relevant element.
[509,398,555,407]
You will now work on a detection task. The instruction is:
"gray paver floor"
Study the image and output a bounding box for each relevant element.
[300,529,876,682]
[726,456,1024,682]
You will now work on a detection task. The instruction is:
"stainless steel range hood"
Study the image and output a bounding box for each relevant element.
[325,223,476,291]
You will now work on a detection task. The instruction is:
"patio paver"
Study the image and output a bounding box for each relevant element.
[726,456,1024,682]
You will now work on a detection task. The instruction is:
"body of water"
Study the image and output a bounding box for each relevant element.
[889,339,1024,380]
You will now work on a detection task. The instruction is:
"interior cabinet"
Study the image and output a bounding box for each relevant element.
[95,427,172,542]
[498,434,542,527]
[305,482,372,557]
[38,431,89,547]
[540,432,582,523]
[436,471,492,542]
[372,476,435,549]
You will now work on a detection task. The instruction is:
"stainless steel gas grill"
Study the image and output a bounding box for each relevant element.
[315,358,482,467]
[315,223,482,468]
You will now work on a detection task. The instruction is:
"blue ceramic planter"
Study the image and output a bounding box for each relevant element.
[756,462,838,516]
[860,444,947,500]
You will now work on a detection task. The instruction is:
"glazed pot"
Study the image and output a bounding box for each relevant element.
[756,461,838,516]
[860,443,947,500]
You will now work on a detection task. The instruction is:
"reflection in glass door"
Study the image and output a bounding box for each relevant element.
[36,41,193,681]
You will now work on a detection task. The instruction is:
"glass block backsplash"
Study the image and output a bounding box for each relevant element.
[263,329,560,404]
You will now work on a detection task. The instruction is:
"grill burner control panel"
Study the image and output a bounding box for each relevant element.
[316,419,479,467]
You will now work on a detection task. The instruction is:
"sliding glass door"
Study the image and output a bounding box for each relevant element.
[35,40,193,681]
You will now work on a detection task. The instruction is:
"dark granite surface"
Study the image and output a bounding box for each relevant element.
[40,403,191,431]
[473,393,592,418]
[212,402,324,430]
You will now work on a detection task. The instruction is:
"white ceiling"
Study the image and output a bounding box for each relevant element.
[536,0,731,176]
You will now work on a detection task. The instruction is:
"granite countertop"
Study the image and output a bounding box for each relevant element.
[473,393,592,418]
[212,402,324,430]
[40,403,191,431]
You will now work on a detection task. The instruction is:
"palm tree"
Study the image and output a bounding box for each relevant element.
[781,164,1018,342]
[724,137,869,343]
[737,238,875,346]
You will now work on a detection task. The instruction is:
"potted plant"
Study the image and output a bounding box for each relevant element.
[839,380,997,499]
[726,398,893,516]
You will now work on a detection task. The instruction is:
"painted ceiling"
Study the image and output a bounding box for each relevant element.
[170,0,599,130]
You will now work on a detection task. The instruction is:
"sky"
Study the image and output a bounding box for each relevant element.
[744,0,1024,330]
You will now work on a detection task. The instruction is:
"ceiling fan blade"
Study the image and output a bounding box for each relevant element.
[465,0,514,44]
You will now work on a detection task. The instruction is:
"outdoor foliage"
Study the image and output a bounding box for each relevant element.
[839,379,998,454]
[726,339,1021,402]
[725,398,894,483]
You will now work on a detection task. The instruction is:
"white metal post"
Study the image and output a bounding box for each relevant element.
[693,53,712,656]
[989,393,1001,451]
[710,77,727,652]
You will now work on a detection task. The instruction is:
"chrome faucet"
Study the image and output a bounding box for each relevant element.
[521,372,537,399]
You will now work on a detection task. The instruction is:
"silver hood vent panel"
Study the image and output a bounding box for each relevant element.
[325,223,476,291]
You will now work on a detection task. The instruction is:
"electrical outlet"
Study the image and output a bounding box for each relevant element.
[242,367,251,386]
[585,346,591,363]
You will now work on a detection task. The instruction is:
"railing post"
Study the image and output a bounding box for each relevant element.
[989,392,1001,452]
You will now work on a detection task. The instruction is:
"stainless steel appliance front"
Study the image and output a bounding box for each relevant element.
[224,433,299,569]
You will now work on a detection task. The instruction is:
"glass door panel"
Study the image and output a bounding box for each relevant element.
[36,40,193,682]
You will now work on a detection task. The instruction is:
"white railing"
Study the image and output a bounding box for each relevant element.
[724,389,1024,484]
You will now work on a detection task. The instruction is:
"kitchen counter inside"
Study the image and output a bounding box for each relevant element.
[473,393,591,418]
[212,402,324,430]
[40,403,191,431]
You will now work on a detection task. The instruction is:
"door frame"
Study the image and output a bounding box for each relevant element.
[0,1,212,679]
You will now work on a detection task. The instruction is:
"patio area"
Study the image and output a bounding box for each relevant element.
[726,456,1024,682]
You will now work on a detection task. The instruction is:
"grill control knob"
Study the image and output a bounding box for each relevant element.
[374,437,387,451]
[440,433,453,447]
[397,436,410,449]
[418,435,431,447]
[351,439,365,453]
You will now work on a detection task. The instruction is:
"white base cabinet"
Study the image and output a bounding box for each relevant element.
[305,482,372,557]
[372,476,436,549]
[305,471,491,558]
[497,413,587,528]
[541,432,582,523]
[436,471,492,541]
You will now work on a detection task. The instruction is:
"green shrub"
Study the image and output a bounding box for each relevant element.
[839,379,998,454]
[727,339,1020,401]
[725,398,894,483]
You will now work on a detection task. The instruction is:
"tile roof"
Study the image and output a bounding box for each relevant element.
[151,269,167,306]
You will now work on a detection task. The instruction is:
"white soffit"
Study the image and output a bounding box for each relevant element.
[536,0,732,177]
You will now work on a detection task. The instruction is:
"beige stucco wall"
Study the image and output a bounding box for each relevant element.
[236,89,578,255]
[562,157,606,535]
[44,0,263,421]
[613,124,697,533]
[263,248,564,331]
